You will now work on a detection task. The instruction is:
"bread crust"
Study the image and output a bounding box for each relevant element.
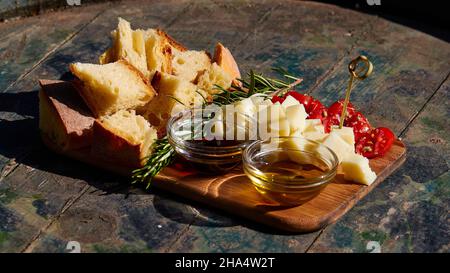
[156,29,187,52]
[41,132,133,176]
[214,42,241,86]
[91,120,146,168]
[38,79,95,151]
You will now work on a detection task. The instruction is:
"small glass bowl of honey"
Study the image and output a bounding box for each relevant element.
[242,137,339,206]
[167,108,255,173]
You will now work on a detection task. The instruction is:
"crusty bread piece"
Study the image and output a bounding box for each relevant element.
[144,29,175,77]
[99,18,187,80]
[38,79,95,151]
[99,18,149,78]
[172,50,211,82]
[143,72,199,130]
[214,42,241,85]
[70,60,156,117]
[196,62,232,95]
[91,110,157,168]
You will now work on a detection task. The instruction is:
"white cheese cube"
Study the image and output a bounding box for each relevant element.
[304,119,325,134]
[320,131,354,163]
[341,153,377,185]
[268,117,291,137]
[234,97,255,117]
[249,94,267,105]
[281,95,300,109]
[304,131,327,142]
[285,104,307,133]
[281,137,315,164]
[331,126,355,148]
[290,129,302,137]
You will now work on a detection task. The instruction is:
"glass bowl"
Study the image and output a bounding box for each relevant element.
[167,108,255,173]
[242,137,339,206]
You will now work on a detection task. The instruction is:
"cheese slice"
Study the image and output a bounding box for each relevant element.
[285,104,307,133]
[320,131,354,163]
[340,153,377,185]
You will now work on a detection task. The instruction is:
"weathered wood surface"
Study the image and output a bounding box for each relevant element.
[0,0,449,252]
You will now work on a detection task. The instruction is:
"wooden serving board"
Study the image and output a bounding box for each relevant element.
[43,132,406,233]
[153,140,406,232]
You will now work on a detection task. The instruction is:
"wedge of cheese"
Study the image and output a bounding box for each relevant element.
[340,153,377,185]
[320,131,354,163]
[331,126,355,148]
[281,95,300,109]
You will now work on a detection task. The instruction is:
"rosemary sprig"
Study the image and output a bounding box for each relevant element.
[131,136,175,189]
[131,67,302,189]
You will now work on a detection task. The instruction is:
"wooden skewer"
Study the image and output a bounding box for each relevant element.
[339,55,373,129]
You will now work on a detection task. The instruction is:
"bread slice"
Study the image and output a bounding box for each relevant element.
[99,18,149,78]
[214,42,241,85]
[196,62,232,95]
[172,50,211,82]
[39,79,95,151]
[143,72,199,131]
[70,60,156,117]
[91,110,157,168]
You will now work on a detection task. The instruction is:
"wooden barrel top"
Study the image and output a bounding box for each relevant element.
[0,0,449,253]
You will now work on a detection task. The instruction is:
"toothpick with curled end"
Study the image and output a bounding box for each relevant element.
[339,55,373,128]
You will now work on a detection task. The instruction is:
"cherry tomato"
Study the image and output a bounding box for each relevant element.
[328,99,356,122]
[271,95,285,104]
[355,127,395,158]
[344,111,371,140]
[323,114,339,133]
[308,104,328,122]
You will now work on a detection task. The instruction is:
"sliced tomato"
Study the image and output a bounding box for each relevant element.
[323,115,339,133]
[271,95,285,104]
[355,127,395,158]
[344,111,371,140]
[328,99,356,122]
[323,99,356,133]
